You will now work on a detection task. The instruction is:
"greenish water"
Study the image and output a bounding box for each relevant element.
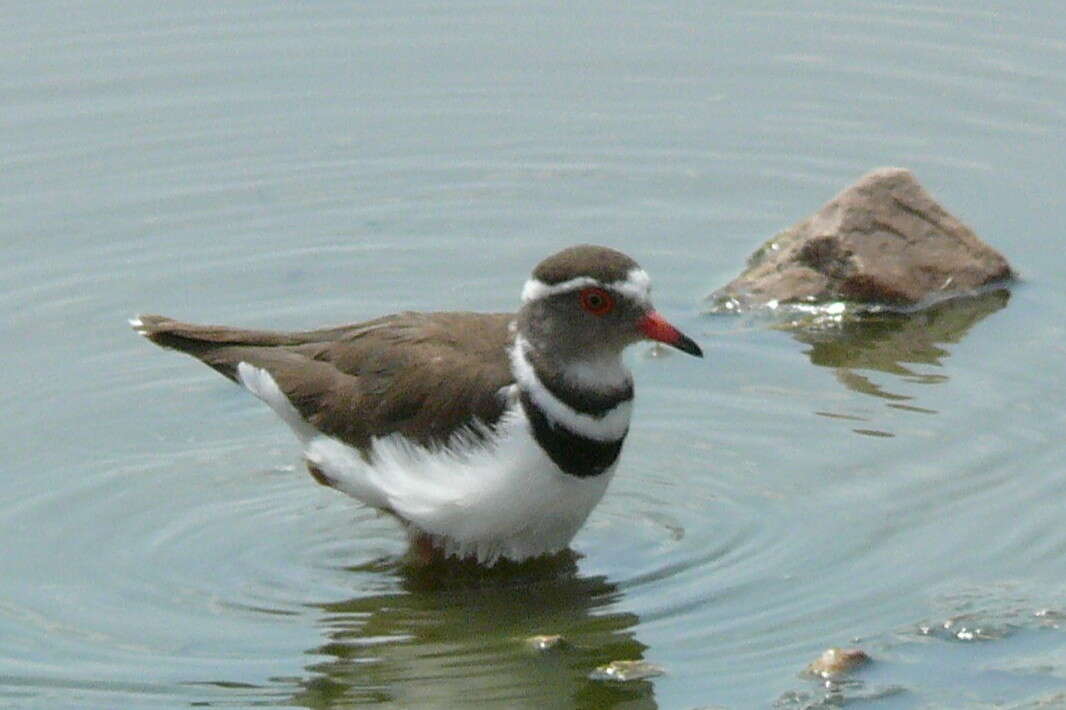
[4,2,1066,708]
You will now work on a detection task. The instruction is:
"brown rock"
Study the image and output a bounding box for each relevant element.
[805,647,870,679]
[708,168,1014,311]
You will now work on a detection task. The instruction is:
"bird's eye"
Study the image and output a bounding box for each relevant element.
[579,287,615,316]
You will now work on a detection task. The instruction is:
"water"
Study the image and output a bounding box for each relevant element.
[3,1,1066,708]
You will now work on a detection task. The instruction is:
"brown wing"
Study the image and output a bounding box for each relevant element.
[133,311,516,451]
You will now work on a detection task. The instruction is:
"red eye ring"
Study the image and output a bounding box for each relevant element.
[579,287,615,316]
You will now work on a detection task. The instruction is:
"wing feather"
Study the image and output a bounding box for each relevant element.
[133,312,516,452]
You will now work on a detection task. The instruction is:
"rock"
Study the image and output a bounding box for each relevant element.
[588,659,665,682]
[708,167,1014,311]
[805,647,870,679]
[525,634,569,652]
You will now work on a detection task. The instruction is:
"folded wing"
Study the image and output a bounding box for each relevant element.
[132,312,516,452]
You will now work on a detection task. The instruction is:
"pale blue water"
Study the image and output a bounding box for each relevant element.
[3,2,1066,708]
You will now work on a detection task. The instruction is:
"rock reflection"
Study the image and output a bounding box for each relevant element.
[289,553,656,709]
[794,290,1010,402]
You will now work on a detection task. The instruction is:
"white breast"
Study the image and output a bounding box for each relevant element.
[236,361,623,565]
[305,405,616,565]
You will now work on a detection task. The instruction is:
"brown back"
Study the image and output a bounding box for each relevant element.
[136,312,516,451]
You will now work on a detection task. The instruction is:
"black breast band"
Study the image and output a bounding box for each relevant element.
[520,392,626,478]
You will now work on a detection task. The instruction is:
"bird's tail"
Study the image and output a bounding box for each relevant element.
[129,314,299,381]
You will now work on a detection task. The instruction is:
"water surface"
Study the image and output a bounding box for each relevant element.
[4,2,1066,708]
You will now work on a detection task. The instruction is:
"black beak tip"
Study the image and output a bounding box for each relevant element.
[675,333,703,358]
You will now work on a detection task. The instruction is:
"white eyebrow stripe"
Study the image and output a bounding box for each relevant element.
[521,267,651,304]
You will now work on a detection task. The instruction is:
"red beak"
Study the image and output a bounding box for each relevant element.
[636,311,703,357]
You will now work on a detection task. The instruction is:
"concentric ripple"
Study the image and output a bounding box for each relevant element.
[4,1,1066,708]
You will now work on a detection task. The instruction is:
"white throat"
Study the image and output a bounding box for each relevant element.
[509,335,633,442]
[561,353,631,391]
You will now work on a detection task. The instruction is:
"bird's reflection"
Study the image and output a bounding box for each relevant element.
[794,289,1010,404]
[289,552,656,709]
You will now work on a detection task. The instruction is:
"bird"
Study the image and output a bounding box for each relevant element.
[131,244,702,565]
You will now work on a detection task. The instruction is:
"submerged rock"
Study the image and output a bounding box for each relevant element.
[588,659,665,682]
[525,634,569,652]
[709,167,1014,312]
[805,647,870,679]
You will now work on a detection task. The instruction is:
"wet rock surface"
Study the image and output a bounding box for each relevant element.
[587,659,665,682]
[805,647,871,679]
[709,167,1014,312]
[524,634,569,652]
